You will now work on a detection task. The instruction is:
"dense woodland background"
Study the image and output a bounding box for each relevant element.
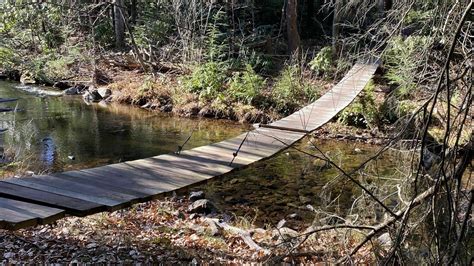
[0,0,472,264]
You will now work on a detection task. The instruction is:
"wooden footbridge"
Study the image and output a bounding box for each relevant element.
[0,63,378,230]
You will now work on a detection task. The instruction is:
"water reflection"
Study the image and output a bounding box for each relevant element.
[0,81,248,173]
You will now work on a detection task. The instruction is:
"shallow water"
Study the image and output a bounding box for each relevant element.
[0,81,248,172]
[194,139,403,226]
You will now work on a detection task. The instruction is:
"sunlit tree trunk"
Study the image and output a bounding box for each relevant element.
[286,0,300,57]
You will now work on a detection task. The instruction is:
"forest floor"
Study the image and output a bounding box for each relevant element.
[0,193,379,264]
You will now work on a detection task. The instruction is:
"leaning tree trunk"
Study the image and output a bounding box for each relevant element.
[114,0,125,49]
[286,0,301,57]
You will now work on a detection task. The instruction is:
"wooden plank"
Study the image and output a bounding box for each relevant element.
[4,178,128,209]
[13,175,141,206]
[80,166,175,194]
[86,163,204,191]
[78,162,211,196]
[0,181,103,215]
[54,172,152,199]
[0,197,65,230]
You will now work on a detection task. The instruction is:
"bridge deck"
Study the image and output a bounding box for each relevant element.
[0,63,378,230]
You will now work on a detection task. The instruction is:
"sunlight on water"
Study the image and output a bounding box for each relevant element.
[0,81,248,173]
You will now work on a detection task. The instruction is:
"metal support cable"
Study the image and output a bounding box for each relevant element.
[176,127,196,155]
[229,131,250,166]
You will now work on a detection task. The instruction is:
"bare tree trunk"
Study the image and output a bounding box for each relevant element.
[114,0,125,49]
[332,0,343,57]
[286,0,300,57]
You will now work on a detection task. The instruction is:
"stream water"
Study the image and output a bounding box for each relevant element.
[0,80,403,226]
[0,81,248,172]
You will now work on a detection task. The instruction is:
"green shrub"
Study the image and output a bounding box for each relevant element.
[381,97,419,122]
[184,62,227,101]
[24,47,84,84]
[133,1,172,48]
[383,36,432,98]
[338,80,378,128]
[0,46,16,69]
[228,64,265,105]
[272,65,319,114]
[309,46,333,75]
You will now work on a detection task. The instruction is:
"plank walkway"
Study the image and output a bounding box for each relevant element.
[0,63,378,230]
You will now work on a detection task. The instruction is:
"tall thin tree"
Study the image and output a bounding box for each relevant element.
[114,0,125,49]
[286,0,301,57]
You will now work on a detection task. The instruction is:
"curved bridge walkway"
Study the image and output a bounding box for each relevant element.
[0,63,378,230]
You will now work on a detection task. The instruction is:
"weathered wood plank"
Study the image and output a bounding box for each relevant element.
[4,178,129,209]
[0,181,103,215]
[0,198,65,230]
[54,172,152,199]
[11,176,141,204]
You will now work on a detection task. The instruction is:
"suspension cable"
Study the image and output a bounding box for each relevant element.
[229,131,250,166]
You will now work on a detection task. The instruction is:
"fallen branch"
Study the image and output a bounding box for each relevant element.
[206,218,269,253]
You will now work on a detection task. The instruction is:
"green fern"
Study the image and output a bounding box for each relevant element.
[228,64,265,105]
[184,62,227,101]
[309,46,333,75]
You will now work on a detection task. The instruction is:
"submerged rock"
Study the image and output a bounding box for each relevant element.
[63,84,87,95]
[98,100,109,108]
[83,89,103,102]
[188,199,217,214]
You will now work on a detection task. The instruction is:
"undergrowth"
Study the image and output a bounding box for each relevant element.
[339,79,378,129]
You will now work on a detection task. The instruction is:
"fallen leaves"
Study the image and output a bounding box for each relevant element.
[0,196,375,264]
